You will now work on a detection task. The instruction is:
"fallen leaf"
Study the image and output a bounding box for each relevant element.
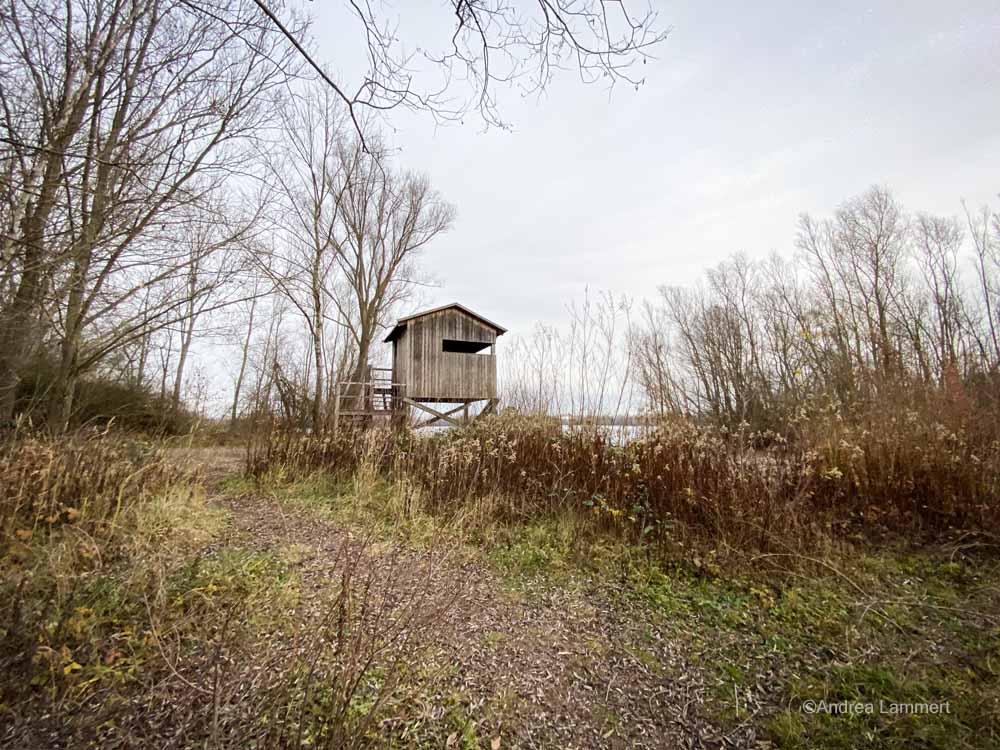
[491,737,501,750]
[15,529,32,541]
[63,661,82,675]
[446,733,457,747]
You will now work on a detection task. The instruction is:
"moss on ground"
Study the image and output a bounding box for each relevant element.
[626,551,999,749]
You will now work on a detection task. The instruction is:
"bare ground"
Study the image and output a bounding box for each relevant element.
[176,448,745,750]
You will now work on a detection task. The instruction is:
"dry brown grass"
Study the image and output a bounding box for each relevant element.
[0,428,178,554]
[0,430,463,749]
[249,407,1000,553]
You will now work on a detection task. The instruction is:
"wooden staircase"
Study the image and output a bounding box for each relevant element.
[333,367,406,426]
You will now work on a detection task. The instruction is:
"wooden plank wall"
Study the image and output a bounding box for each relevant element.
[402,309,497,400]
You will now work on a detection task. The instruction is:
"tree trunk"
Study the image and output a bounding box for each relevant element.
[172,318,194,415]
[135,325,150,388]
[230,296,257,426]
[47,254,91,432]
[310,284,325,433]
[347,333,373,412]
[0,77,94,423]
[47,344,78,434]
[0,162,68,422]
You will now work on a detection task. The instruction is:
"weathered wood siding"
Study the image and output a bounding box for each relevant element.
[399,308,497,401]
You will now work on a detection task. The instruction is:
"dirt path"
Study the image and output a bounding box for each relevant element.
[177,448,740,750]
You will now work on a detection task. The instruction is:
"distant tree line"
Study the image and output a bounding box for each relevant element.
[502,187,1000,432]
[632,187,1000,430]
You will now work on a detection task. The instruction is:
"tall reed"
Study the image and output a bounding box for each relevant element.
[250,410,1000,552]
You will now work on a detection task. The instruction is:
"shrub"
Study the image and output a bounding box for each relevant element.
[14,355,193,434]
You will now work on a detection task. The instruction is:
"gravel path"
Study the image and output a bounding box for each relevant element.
[178,448,739,749]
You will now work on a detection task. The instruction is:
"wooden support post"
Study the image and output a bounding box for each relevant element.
[394,384,407,429]
[463,402,469,425]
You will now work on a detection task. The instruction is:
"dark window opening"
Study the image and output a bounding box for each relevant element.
[442,338,491,354]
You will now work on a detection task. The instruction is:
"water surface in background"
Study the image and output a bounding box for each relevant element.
[414,422,653,444]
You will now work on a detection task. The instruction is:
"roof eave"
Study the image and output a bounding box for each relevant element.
[383,324,406,343]
[395,302,507,334]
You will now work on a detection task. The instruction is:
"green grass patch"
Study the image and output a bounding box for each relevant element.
[240,469,451,549]
[624,549,1000,748]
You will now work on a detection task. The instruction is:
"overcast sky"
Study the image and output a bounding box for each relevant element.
[301,0,999,337]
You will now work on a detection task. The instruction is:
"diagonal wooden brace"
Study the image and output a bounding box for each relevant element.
[414,401,468,428]
[402,398,465,428]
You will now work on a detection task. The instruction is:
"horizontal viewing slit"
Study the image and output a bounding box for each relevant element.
[442,338,491,354]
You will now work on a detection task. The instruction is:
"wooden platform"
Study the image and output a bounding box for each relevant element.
[331,371,497,430]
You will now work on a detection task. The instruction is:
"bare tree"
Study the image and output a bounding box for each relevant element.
[0,0,299,428]
[230,272,265,426]
[632,299,682,418]
[262,86,355,431]
[500,291,634,420]
[965,202,1000,366]
[911,214,966,379]
[169,222,246,417]
[793,186,916,400]
[258,92,451,429]
[252,0,668,145]
[328,142,454,391]
[501,323,567,415]
[629,187,1000,431]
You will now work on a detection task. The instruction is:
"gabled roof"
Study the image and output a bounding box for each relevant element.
[383,302,507,343]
